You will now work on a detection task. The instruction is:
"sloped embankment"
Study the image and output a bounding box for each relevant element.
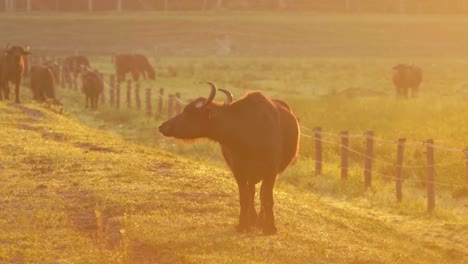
[0,102,463,263]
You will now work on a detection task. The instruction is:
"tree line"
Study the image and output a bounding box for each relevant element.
[3,0,468,13]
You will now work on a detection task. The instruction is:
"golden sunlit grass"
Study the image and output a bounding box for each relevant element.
[0,102,465,263]
[1,13,468,263]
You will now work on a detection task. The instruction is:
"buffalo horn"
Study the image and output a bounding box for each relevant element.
[198,82,217,108]
[218,88,233,105]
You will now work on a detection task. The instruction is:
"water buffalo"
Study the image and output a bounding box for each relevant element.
[114,53,155,82]
[0,45,30,103]
[81,68,103,110]
[62,55,90,85]
[392,64,422,98]
[29,64,59,104]
[159,82,300,235]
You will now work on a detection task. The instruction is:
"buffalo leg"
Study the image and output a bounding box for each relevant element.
[402,86,409,98]
[14,79,21,103]
[4,82,9,100]
[236,180,250,232]
[132,71,139,82]
[0,82,3,100]
[411,86,419,98]
[259,176,277,235]
[93,96,98,109]
[247,182,257,227]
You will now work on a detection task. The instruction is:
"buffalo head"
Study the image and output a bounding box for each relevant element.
[148,68,156,80]
[4,45,30,66]
[158,82,232,140]
[5,45,30,56]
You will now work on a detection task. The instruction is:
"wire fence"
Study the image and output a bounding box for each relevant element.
[300,125,468,211]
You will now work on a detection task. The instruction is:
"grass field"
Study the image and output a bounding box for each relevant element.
[1,98,466,263]
[0,12,467,263]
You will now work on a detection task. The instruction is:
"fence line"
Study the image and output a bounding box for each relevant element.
[309,131,467,170]
[301,125,466,153]
[296,154,463,188]
[319,137,464,169]
[303,126,468,211]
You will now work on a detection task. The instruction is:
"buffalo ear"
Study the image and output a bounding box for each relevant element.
[24,46,30,55]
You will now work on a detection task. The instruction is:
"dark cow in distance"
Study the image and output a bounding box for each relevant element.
[81,68,103,110]
[392,64,422,98]
[159,82,300,235]
[29,64,61,105]
[62,55,90,85]
[0,45,30,103]
[114,53,155,82]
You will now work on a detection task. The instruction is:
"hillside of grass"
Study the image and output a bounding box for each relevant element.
[0,101,466,263]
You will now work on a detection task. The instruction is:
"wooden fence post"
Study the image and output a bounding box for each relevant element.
[168,94,174,118]
[396,138,406,202]
[145,88,152,117]
[314,127,322,175]
[175,92,182,115]
[99,73,105,105]
[135,82,141,111]
[126,80,132,109]
[109,75,115,107]
[425,139,436,212]
[158,88,164,118]
[341,131,349,181]
[116,81,121,109]
[364,131,374,189]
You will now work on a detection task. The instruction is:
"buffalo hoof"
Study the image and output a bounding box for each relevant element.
[262,225,277,235]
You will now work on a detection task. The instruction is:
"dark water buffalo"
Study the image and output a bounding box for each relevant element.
[0,45,30,103]
[43,61,60,83]
[114,53,155,82]
[81,68,103,110]
[29,64,61,105]
[29,65,55,101]
[159,82,300,235]
[392,64,422,98]
[62,55,90,84]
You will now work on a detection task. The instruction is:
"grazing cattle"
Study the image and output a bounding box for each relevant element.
[114,53,155,82]
[29,64,60,104]
[62,55,90,85]
[43,61,60,83]
[0,45,30,103]
[392,64,422,98]
[159,82,300,235]
[81,68,103,110]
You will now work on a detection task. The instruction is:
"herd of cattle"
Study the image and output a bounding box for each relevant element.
[0,45,157,108]
[0,44,424,235]
[0,44,422,108]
